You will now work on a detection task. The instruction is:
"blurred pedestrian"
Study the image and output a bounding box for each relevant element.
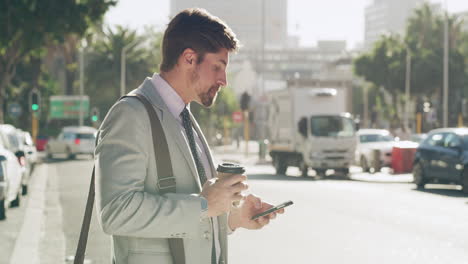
[94,8,284,264]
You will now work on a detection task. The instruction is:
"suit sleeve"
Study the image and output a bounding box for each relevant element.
[94,99,205,239]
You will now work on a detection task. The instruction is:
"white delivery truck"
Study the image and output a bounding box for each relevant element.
[267,87,357,177]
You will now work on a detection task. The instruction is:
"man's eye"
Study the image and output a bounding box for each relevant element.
[214,66,221,71]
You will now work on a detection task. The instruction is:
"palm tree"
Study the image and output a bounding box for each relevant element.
[85,26,156,115]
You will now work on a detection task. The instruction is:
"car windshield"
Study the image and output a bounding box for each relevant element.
[310,116,355,137]
[360,134,394,143]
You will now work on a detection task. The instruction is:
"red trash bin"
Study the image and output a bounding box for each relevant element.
[391,141,418,174]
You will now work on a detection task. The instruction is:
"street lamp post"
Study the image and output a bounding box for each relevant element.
[79,43,86,127]
[443,0,449,127]
[120,41,138,97]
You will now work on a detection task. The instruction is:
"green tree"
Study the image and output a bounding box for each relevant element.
[0,0,116,122]
[85,26,155,115]
[353,3,468,126]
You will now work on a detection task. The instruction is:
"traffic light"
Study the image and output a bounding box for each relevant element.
[240,92,251,111]
[29,90,40,112]
[91,107,99,122]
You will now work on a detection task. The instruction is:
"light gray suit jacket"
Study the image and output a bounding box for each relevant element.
[95,78,228,264]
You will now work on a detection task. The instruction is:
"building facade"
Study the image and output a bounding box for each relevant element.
[365,0,424,49]
[170,0,288,49]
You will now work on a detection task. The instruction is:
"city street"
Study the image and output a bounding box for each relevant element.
[1,147,468,264]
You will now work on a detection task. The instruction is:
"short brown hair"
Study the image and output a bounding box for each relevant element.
[159,8,239,72]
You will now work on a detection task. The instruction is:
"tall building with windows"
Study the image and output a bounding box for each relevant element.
[365,0,424,49]
[170,0,288,49]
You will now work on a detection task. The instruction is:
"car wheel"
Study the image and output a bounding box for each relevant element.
[360,156,369,172]
[10,191,20,208]
[46,146,53,159]
[274,156,287,175]
[66,148,76,160]
[413,162,426,189]
[22,184,28,195]
[461,169,468,194]
[0,199,6,220]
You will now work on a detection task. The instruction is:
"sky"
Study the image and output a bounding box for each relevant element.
[105,0,468,49]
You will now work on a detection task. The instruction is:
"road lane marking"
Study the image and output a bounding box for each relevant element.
[39,164,66,263]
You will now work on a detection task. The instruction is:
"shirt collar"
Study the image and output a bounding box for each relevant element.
[151,73,188,121]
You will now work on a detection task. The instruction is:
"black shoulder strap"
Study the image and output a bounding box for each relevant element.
[74,94,185,264]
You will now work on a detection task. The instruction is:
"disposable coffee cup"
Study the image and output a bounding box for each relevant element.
[216,163,246,206]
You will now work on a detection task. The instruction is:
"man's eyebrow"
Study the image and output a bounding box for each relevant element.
[219,59,227,66]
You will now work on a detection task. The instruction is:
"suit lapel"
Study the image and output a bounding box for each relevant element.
[136,78,202,190]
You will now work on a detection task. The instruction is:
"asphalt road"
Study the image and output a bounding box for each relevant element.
[2,154,468,264]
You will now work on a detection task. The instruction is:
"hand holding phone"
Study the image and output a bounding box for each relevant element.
[251,200,293,220]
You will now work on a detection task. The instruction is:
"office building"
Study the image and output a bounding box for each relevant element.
[365,0,424,49]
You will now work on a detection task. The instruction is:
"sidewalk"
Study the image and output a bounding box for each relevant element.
[212,140,270,166]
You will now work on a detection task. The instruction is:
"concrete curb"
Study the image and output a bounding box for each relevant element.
[9,164,48,264]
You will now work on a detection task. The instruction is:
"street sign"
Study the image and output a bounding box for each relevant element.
[8,103,22,117]
[232,111,243,123]
[49,95,89,119]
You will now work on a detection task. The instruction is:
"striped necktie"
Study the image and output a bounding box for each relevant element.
[181,107,207,184]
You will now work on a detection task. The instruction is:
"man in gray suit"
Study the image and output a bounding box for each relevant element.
[95,8,284,264]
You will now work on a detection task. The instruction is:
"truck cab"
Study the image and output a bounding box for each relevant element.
[268,87,357,177]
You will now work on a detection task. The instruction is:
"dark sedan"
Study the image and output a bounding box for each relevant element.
[413,128,468,194]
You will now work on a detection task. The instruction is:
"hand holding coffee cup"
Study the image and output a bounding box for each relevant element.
[216,163,246,206]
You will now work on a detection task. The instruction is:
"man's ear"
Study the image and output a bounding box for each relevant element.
[181,48,197,67]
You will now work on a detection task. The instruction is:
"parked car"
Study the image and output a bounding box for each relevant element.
[355,129,396,172]
[413,128,468,193]
[46,126,97,159]
[0,124,28,195]
[17,130,38,190]
[36,135,49,151]
[0,136,24,220]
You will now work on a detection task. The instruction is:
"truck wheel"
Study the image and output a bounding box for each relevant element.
[360,156,370,173]
[0,199,6,220]
[461,169,468,195]
[413,163,426,189]
[274,157,287,175]
[300,162,308,177]
[337,168,350,178]
[10,191,20,208]
[315,169,326,178]
[22,184,28,195]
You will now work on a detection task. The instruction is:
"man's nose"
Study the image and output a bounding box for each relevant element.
[219,72,227,87]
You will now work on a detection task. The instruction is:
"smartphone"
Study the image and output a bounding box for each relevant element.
[251,200,293,220]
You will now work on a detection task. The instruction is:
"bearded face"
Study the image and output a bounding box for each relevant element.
[188,49,228,108]
[191,65,221,107]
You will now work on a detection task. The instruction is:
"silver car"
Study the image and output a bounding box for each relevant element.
[46,126,97,159]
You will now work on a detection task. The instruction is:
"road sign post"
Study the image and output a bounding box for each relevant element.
[232,111,243,123]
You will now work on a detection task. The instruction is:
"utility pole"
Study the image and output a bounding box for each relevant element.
[443,0,449,127]
[121,41,138,97]
[404,47,411,131]
[363,85,369,128]
[79,45,85,126]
